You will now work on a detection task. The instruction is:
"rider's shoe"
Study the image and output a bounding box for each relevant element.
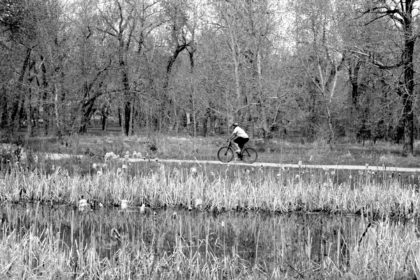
[235,151,243,161]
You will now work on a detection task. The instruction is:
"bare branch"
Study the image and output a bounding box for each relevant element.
[0,40,11,51]
[349,48,404,69]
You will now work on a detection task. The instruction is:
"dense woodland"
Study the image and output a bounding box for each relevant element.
[1,0,420,154]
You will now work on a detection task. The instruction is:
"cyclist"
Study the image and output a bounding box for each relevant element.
[229,122,249,159]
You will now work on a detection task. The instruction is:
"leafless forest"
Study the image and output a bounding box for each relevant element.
[1,0,419,154]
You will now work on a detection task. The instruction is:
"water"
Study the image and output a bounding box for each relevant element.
[0,203,375,270]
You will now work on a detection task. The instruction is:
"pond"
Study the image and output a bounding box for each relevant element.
[1,203,416,278]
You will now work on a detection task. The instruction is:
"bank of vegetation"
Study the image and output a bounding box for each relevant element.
[0,158,418,221]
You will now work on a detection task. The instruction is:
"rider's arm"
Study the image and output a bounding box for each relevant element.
[227,135,234,142]
[229,130,237,141]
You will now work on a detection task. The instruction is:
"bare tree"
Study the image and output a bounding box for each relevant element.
[97,0,138,135]
[362,0,418,155]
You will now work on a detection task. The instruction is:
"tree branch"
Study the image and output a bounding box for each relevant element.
[363,5,405,26]
[349,49,404,69]
[0,40,11,51]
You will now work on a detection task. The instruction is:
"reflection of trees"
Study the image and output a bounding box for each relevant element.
[0,204,369,275]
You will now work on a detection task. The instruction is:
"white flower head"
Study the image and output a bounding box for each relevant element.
[105,152,119,161]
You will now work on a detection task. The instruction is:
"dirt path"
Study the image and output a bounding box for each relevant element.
[128,158,420,173]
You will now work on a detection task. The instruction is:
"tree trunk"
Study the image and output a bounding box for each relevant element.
[402,5,415,155]
[349,60,362,108]
[10,47,31,134]
[129,102,134,135]
[119,52,131,135]
[348,59,362,137]
[162,45,188,131]
[25,88,33,138]
[256,50,270,138]
[118,108,122,127]
[230,37,241,120]
[79,98,95,134]
[123,96,131,136]
[101,113,107,131]
[0,86,7,129]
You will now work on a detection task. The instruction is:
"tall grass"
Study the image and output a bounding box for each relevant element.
[1,162,419,219]
[0,207,419,279]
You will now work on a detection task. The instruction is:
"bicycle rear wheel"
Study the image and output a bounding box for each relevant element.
[217,147,234,163]
[242,147,258,163]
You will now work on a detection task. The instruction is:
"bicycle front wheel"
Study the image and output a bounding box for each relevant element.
[217,147,234,163]
[242,148,258,163]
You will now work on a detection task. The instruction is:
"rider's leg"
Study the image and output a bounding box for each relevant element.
[232,138,241,153]
[237,138,249,153]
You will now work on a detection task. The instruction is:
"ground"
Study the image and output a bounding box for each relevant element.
[15,134,420,168]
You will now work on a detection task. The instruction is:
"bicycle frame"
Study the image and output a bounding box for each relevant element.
[228,139,246,156]
[218,139,257,163]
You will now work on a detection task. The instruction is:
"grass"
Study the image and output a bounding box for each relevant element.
[0,159,419,220]
[15,134,420,167]
[0,206,419,279]
[1,134,420,278]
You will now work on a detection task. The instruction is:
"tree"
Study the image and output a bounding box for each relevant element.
[96,0,138,135]
[292,0,348,142]
[362,0,418,155]
[0,0,68,137]
[211,0,282,137]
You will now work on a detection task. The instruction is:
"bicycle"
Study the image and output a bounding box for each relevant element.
[217,140,258,163]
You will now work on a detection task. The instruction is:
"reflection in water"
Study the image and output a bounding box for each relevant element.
[0,203,417,278]
[1,204,364,268]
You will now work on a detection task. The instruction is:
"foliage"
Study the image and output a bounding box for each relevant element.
[1,0,420,153]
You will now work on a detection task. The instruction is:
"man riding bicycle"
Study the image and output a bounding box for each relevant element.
[229,122,249,159]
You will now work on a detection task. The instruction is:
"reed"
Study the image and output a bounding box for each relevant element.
[0,162,419,219]
[0,209,418,279]
[0,228,268,279]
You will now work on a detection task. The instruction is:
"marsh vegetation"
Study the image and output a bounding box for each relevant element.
[1,136,420,279]
[0,203,420,279]
[0,151,419,277]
